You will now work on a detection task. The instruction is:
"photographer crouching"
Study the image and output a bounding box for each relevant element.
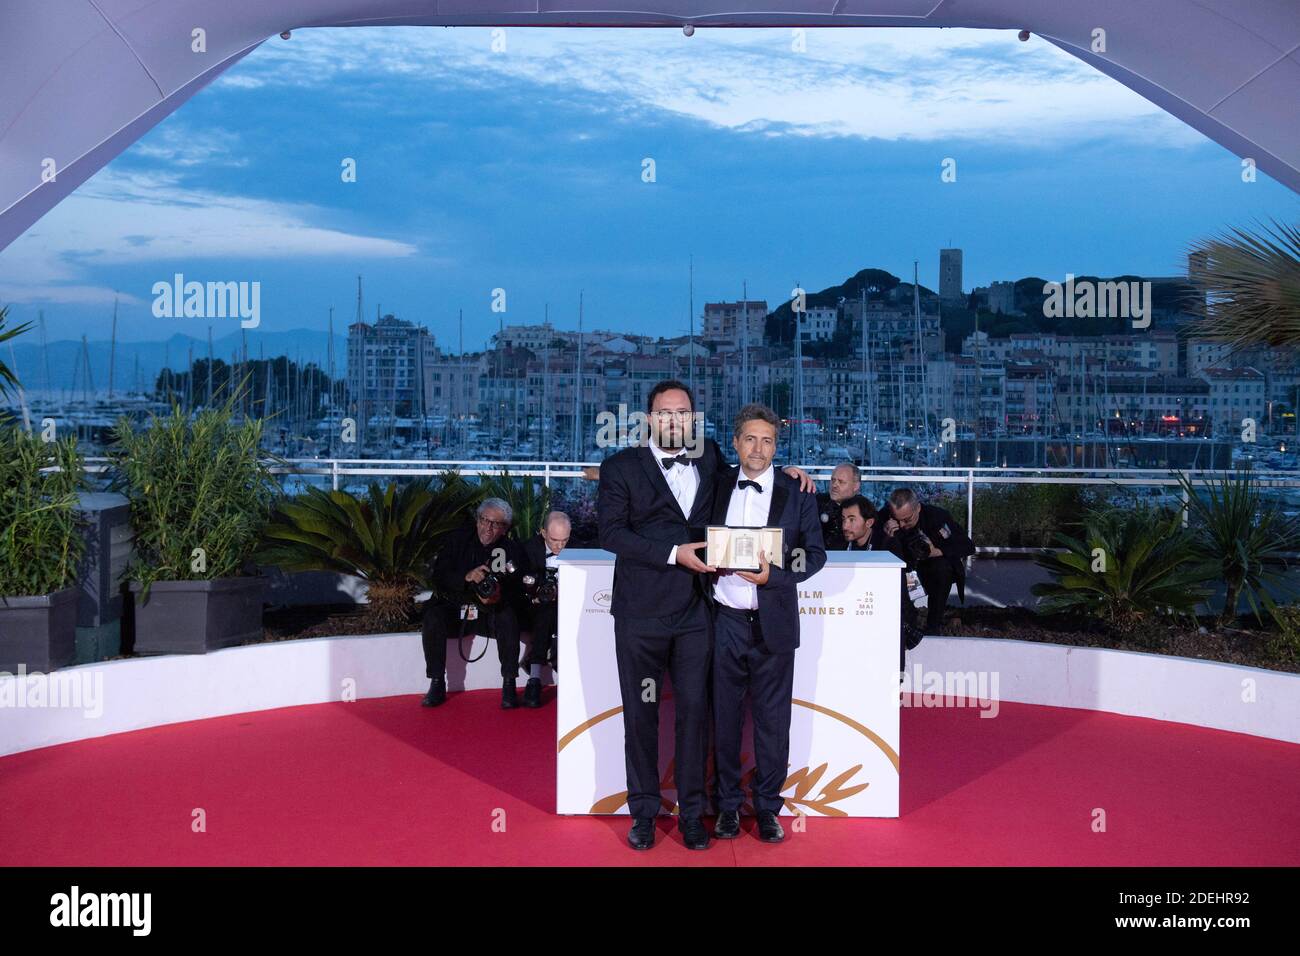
[877,487,975,636]
[519,510,570,708]
[420,497,528,709]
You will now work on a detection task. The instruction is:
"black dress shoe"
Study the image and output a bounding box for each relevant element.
[501,680,518,709]
[714,810,740,839]
[420,679,446,707]
[679,816,710,850]
[522,678,542,708]
[627,817,655,850]
[756,810,785,843]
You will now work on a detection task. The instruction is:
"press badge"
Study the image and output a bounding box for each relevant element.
[906,571,927,606]
[460,604,479,621]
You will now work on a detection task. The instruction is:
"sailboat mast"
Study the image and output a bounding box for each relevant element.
[913,261,929,461]
[7,340,30,431]
[741,282,749,406]
[38,310,52,399]
[206,326,214,407]
[107,295,118,399]
[80,335,94,401]
[688,254,696,404]
[572,291,583,462]
[328,306,335,459]
[542,303,549,451]
[793,280,804,463]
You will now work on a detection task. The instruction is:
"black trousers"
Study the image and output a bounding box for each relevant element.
[712,606,795,815]
[421,601,521,682]
[613,598,713,820]
[900,575,913,673]
[524,602,558,669]
[915,556,956,631]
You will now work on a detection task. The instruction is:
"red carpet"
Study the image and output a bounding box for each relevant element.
[2,687,1297,866]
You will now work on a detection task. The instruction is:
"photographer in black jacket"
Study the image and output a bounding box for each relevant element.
[816,462,862,551]
[876,487,975,634]
[519,510,570,708]
[420,497,528,709]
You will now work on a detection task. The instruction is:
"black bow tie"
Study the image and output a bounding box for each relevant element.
[661,453,692,469]
[737,479,763,493]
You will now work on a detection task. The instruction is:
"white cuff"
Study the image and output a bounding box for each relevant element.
[667,544,678,565]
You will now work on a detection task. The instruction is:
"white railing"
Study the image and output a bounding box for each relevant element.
[81,457,1300,551]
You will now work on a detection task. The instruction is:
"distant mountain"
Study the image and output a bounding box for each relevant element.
[5,329,347,397]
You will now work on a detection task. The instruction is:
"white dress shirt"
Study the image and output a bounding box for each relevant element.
[650,440,700,565]
[713,465,774,610]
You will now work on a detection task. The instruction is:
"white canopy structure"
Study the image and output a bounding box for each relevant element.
[2,0,1298,251]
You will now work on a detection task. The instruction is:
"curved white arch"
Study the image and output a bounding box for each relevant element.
[1,0,1298,251]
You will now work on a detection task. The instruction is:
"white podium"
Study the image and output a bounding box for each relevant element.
[556,550,903,817]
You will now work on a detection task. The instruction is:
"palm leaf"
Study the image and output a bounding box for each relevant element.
[1185,219,1300,349]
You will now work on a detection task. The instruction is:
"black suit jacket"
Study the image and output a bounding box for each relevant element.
[521,534,549,577]
[517,533,551,621]
[815,492,850,551]
[596,438,727,619]
[876,502,975,601]
[709,467,827,653]
[430,523,527,605]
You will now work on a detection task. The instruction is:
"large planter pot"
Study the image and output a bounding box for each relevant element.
[130,578,264,655]
[0,587,79,672]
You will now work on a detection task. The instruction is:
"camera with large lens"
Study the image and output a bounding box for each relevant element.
[522,567,559,604]
[473,560,515,606]
[894,526,934,568]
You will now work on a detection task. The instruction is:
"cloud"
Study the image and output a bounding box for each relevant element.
[129,127,252,168]
[215,26,1202,146]
[0,167,418,305]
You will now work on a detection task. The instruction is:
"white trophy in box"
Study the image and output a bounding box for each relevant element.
[706,525,785,571]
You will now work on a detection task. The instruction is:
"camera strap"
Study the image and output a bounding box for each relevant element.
[457,609,492,663]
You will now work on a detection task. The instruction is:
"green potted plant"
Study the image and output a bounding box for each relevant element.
[0,426,85,671]
[108,396,279,654]
[1031,504,1212,637]
[479,470,552,539]
[1177,470,1300,625]
[257,473,482,629]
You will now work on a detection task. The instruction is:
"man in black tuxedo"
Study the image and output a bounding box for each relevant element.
[596,379,815,852]
[876,487,975,633]
[519,510,570,708]
[420,497,528,709]
[710,403,826,843]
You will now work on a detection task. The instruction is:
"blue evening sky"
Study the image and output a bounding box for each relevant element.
[2,26,1296,349]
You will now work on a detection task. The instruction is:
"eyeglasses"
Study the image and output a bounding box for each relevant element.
[651,410,694,422]
[477,516,509,530]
